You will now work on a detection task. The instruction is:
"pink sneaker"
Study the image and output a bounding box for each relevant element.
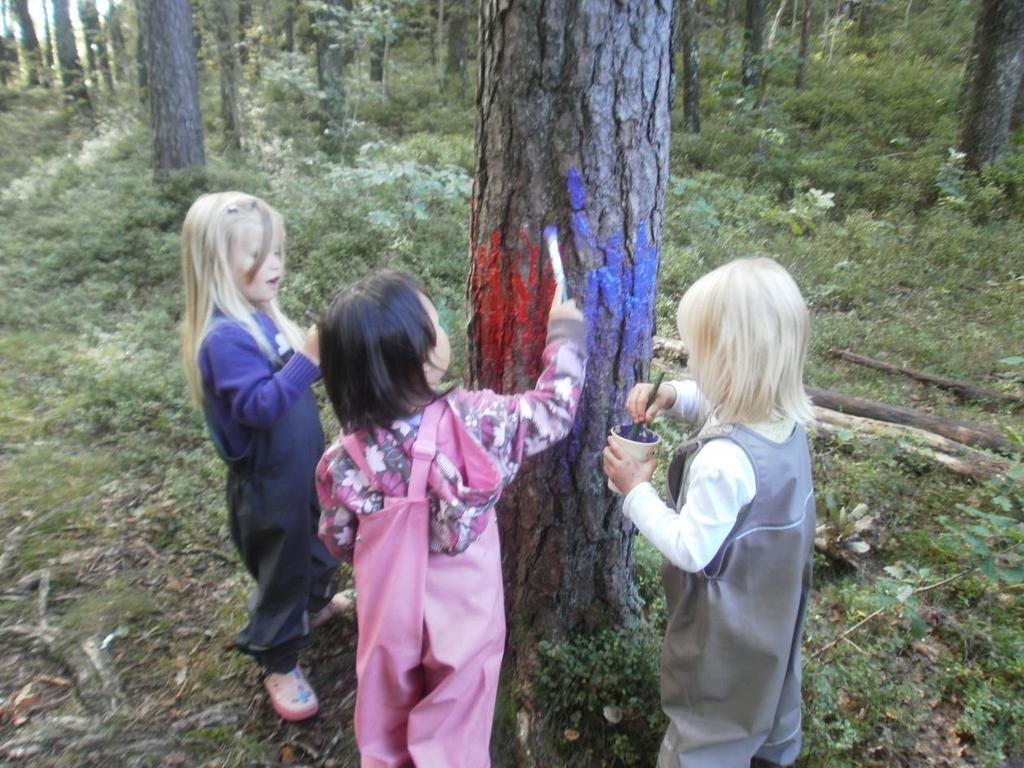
[311,590,355,629]
[264,667,319,722]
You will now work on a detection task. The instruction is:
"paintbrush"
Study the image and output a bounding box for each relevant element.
[543,225,568,303]
[631,369,666,440]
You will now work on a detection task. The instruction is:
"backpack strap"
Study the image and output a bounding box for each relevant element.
[407,398,446,500]
[339,398,447,499]
[665,423,736,510]
[340,430,384,493]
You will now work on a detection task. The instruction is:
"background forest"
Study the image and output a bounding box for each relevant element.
[0,0,1022,766]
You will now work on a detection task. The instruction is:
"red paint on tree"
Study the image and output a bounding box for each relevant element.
[469,215,556,391]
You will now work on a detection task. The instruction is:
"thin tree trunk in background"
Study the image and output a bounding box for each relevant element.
[209,0,243,151]
[681,0,701,133]
[283,0,295,51]
[857,0,873,36]
[134,0,148,106]
[767,0,787,49]
[0,0,17,88]
[723,0,735,41]
[54,0,89,109]
[106,2,127,84]
[446,0,467,100]
[77,0,98,84]
[147,0,205,173]
[237,0,250,63]
[435,0,445,91]
[370,33,384,82]
[315,0,345,153]
[79,1,112,91]
[472,0,672,755]
[11,0,43,86]
[957,0,1024,170]
[42,0,54,76]
[796,0,812,88]
[1012,78,1024,130]
[742,0,766,88]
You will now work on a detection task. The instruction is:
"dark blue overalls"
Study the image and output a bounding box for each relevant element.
[206,341,339,674]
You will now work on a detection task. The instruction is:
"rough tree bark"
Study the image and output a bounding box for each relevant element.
[957,0,1024,170]
[53,0,89,109]
[742,0,766,89]
[11,0,43,86]
[470,0,672,754]
[79,0,113,91]
[147,0,205,173]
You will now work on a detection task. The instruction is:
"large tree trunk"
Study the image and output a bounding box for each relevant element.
[147,0,205,174]
[11,0,43,86]
[471,0,672,753]
[742,0,766,89]
[53,0,89,109]
[208,0,243,151]
[79,1,113,91]
[957,0,1024,170]
[315,0,346,153]
[796,0,812,88]
[679,0,700,133]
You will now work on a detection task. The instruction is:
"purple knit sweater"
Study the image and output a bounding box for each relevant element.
[199,313,320,459]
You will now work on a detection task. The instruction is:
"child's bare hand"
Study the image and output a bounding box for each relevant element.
[549,297,583,324]
[626,381,676,423]
[603,437,657,495]
[301,323,320,366]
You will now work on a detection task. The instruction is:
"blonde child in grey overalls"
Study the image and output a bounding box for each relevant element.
[604,257,816,768]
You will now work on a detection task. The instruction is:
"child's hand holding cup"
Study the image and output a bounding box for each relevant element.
[604,380,671,494]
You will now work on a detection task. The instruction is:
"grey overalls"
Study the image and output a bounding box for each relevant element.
[658,423,815,768]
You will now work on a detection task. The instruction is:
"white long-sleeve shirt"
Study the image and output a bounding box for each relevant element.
[622,380,793,573]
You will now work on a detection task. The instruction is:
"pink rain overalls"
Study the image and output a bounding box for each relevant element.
[341,399,506,768]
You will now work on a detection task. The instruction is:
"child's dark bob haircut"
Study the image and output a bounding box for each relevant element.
[319,269,439,432]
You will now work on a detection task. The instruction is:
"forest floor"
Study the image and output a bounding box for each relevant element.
[2,9,1024,765]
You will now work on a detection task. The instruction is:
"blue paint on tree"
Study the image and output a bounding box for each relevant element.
[561,168,660,481]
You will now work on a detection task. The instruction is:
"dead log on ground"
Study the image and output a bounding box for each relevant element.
[831,348,1022,406]
[811,415,1010,479]
[652,336,1020,456]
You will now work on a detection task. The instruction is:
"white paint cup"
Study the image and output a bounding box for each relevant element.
[607,424,661,494]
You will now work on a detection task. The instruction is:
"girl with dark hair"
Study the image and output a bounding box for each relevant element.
[316,269,587,766]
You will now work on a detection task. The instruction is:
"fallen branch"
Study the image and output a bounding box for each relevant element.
[806,386,1019,456]
[831,348,1022,406]
[0,525,24,582]
[652,335,1020,456]
[812,544,1021,660]
[812,410,1011,479]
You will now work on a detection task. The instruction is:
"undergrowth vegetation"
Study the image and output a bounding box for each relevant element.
[1,1,1021,766]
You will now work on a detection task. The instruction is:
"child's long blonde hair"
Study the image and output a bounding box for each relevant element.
[180,192,304,407]
[676,257,814,425]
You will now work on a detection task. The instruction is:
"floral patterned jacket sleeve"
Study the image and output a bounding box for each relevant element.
[447,315,588,486]
[316,314,588,558]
